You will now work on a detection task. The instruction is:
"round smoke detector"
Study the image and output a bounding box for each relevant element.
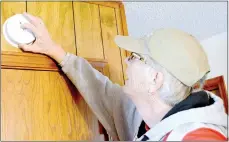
[3,14,35,48]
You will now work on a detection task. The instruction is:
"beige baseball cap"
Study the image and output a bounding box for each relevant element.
[114,28,210,87]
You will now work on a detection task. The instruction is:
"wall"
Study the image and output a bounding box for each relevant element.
[123,2,227,88]
[200,32,228,87]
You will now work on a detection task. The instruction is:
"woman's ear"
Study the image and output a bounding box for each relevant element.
[154,72,164,90]
[148,71,164,94]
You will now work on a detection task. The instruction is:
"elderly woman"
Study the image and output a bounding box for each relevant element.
[19,13,227,141]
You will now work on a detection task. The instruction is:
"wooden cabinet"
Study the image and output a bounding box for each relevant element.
[1,2,128,141]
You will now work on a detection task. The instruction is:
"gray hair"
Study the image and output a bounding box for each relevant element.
[145,55,207,106]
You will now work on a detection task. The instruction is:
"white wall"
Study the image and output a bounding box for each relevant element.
[124,2,228,88]
[200,32,228,87]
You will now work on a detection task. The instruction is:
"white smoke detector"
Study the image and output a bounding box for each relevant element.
[3,14,35,48]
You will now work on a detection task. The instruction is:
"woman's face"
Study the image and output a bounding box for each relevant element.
[124,55,159,96]
[123,54,166,127]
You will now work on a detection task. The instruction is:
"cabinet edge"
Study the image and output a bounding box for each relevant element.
[1,51,108,72]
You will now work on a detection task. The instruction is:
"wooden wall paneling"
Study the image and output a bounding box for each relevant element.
[115,8,128,82]
[1,2,26,52]
[1,68,102,140]
[27,2,76,54]
[73,2,104,59]
[119,3,128,36]
[119,3,131,57]
[1,51,107,140]
[1,51,108,141]
[86,1,121,9]
[73,88,101,140]
[99,6,125,85]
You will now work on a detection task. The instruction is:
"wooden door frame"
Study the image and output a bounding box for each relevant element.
[203,75,228,114]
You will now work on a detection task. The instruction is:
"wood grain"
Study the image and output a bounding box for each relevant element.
[115,8,128,82]
[86,1,122,9]
[1,51,59,71]
[119,3,131,57]
[1,69,101,140]
[1,2,26,52]
[73,2,104,59]
[27,2,76,54]
[99,6,124,85]
[1,51,107,72]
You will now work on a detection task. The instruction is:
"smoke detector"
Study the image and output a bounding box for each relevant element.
[3,14,35,48]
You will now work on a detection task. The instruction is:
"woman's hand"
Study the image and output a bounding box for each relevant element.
[19,12,66,63]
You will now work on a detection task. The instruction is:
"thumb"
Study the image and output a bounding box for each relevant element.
[18,44,32,52]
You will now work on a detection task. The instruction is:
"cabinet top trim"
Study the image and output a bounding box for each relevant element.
[1,51,108,72]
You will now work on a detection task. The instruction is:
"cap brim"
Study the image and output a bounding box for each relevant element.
[114,35,150,55]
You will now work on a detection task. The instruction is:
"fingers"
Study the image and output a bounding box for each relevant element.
[23,12,41,27]
[18,44,33,52]
[21,23,39,37]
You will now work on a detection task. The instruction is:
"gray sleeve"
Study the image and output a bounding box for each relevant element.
[59,52,122,139]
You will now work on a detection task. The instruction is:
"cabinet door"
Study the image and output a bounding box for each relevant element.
[1,53,108,141]
[27,2,76,54]
[1,2,26,52]
[1,69,99,140]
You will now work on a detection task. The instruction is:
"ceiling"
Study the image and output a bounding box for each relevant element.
[123,2,227,41]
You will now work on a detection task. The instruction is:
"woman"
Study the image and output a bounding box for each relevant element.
[19,12,228,141]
